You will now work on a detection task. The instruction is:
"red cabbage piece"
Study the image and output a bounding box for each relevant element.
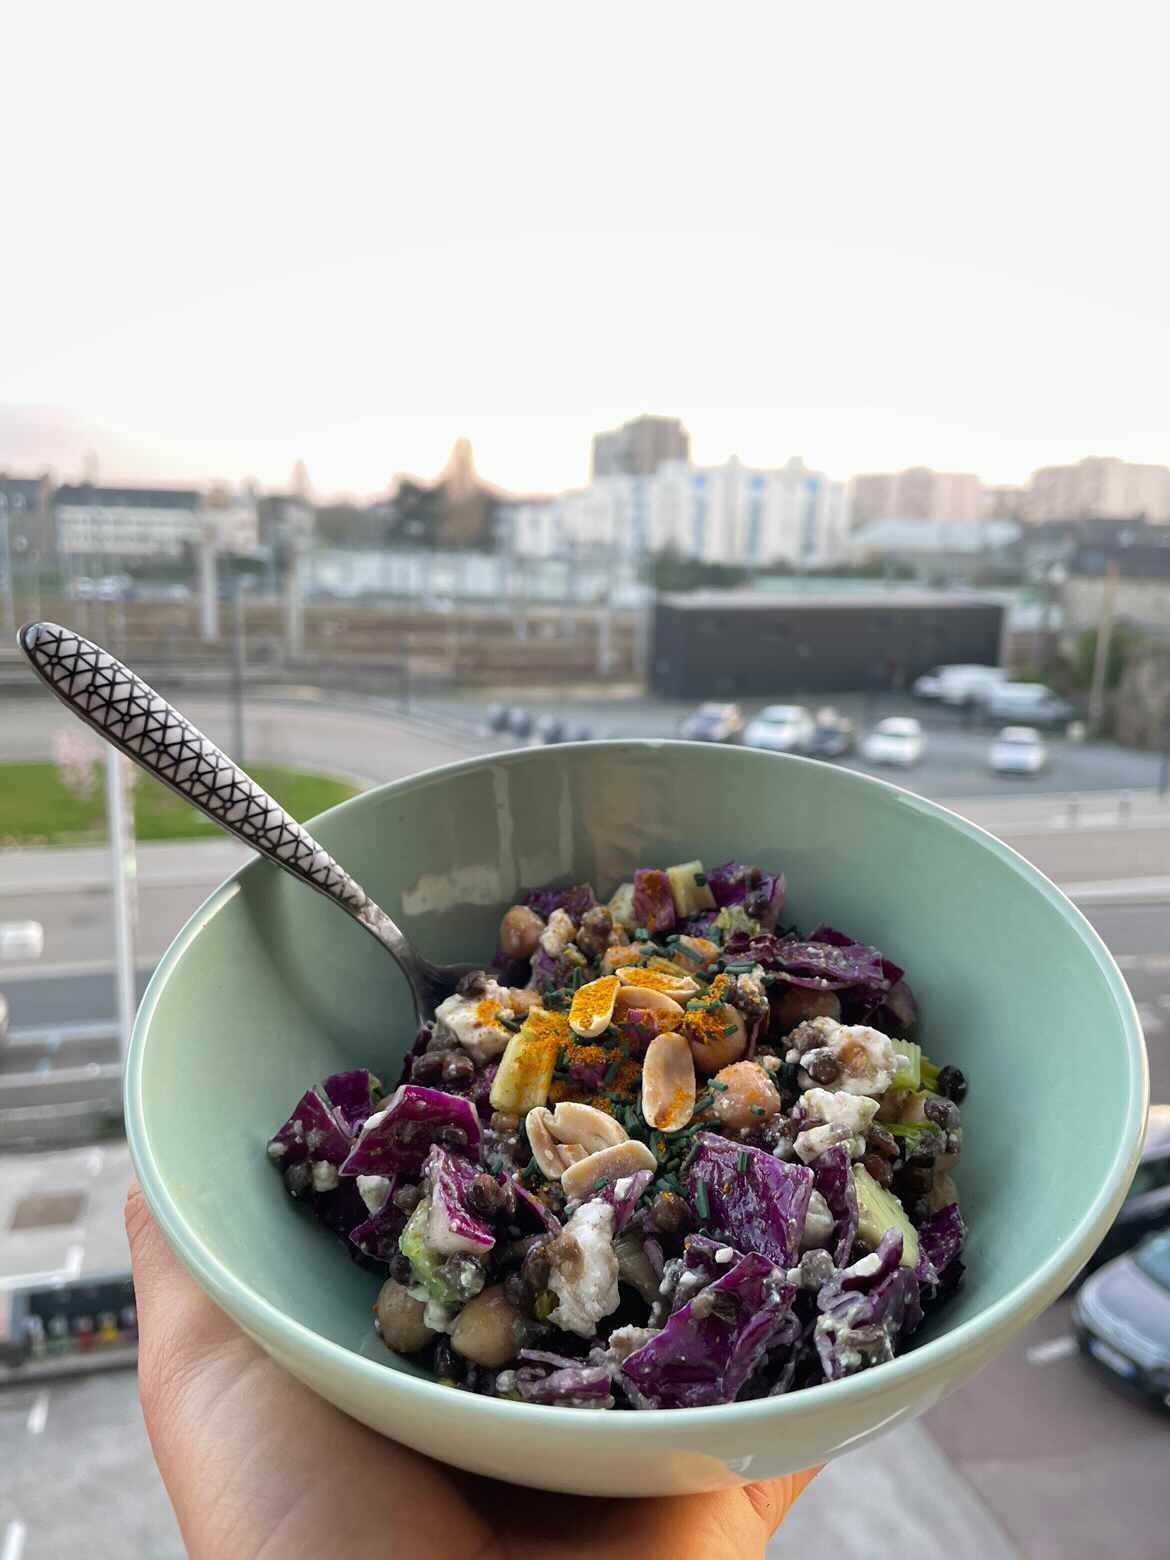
[508,1178,563,1236]
[524,883,596,921]
[621,1251,796,1407]
[584,1168,653,1232]
[515,1361,614,1407]
[423,1144,495,1256]
[915,1202,966,1293]
[811,1145,859,1267]
[321,1069,381,1134]
[339,1085,481,1178]
[684,1134,813,1268]
[312,1177,374,1242]
[267,1087,352,1171]
[349,1196,407,1263]
[727,931,888,992]
[805,927,918,1032]
[815,1231,923,1381]
[679,910,719,939]
[528,948,563,992]
[470,1063,499,1120]
[707,862,787,929]
[632,868,676,934]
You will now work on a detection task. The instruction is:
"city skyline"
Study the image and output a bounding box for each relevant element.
[3,8,1168,499]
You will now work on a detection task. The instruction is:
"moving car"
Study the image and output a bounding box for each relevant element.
[861,716,926,768]
[1073,1230,1170,1407]
[742,704,815,754]
[807,708,855,759]
[989,726,1048,776]
[680,702,744,743]
[914,664,1007,706]
[984,682,1076,728]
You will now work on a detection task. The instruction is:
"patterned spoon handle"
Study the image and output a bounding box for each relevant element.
[18,619,388,927]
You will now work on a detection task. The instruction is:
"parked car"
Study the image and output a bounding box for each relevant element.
[861,716,925,768]
[506,706,533,738]
[536,716,567,745]
[486,703,510,734]
[1077,1106,1170,1279]
[1073,1229,1170,1407]
[680,703,744,743]
[807,708,855,759]
[742,704,815,754]
[984,682,1077,727]
[567,723,594,743]
[914,664,1007,706]
[990,726,1048,776]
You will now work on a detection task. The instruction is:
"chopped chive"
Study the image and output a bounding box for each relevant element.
[693,1178,710,1221]
[736,1150,749,1172]
[634,928,649,941]
[500,1014,522,1032]
[722,1022,738,1036]
[594,1177,609,1190]
[676,943,703,962]
[709,1081,728,1092]
[750,1105,766,1117]
[694,872,707,886]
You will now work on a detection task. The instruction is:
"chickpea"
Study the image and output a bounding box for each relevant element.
[687,1005,748,1074]
[450,1284,530,1367]
[374,1278,436,1354]
[709,1060,782,1131]
[499,905,545,960]
[771,987,841,1033]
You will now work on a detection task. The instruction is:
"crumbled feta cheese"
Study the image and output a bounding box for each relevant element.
[547,1200,620,1338]
[266,1140,286,1159]
[357,1174,392,1215]
[434,977,514,1063]
[715,1246,735,1264]
[539,907,577,957]
[794,1087,879,1162]
[800,1189,834,1250]
[310,1161,340,1193]
[794,1016,897,1097]
[606,1324,660,1364]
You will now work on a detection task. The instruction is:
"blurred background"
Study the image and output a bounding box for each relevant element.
[2,5,1168,1556]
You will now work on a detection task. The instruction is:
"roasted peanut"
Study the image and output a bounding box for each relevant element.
[559,1138,658,1200]
[641,1030,697,1132]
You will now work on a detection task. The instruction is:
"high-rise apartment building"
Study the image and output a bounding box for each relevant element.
[591,415,690,480]
[850,467,982,526]
[1023,457,1170,523]
[503,456,848,569]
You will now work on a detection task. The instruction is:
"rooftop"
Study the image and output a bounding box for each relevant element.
[55,485,200,509]
[659,587,1007,611]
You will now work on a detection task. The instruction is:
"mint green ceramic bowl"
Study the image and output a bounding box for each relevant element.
[125,742,1146,1496]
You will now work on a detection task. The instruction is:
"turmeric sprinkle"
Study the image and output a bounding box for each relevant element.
[475,997,503,1026]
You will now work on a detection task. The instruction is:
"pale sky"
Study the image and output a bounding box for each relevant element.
[2,2,1168,499]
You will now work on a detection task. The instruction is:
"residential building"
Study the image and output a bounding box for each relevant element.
[1061,525,1170,636]
[1024,457,1170,524]
[0,473,54,564]
[850,467,982,526]
[591,415,690,480]
[502,457,849,569]
[979,484,1027,520]
[53,484,202,560]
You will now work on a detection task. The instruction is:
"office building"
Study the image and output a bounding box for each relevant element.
[1023,457,1170,524]
[54,485,202,560]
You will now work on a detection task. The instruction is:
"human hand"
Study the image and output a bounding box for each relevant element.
[126,1183,817,1560]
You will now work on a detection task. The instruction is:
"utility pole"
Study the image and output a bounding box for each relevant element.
[231,575,247,764]
[1087,560,1118,737]
[0,500,14,641]
[199,523,219,642]
[106,747,138,1071]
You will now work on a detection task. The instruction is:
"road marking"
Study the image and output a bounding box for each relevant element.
[26,1390,49,1435]
[1,1521,27,1560]
[1026,1335,1078,1365]
[85,1148,105,1176]
[1137,1004,1166,1036]
[1065,878,1170,905]
[1113,953,1170,974]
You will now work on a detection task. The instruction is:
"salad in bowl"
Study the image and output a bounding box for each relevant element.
[268,858,967,1410]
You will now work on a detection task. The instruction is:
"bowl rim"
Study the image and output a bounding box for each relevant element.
[125,738,1148,1434]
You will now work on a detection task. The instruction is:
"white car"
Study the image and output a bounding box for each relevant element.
[743,704,816,754]
[934,665,1007,707]
[990,726,1048,775]
[862,717,926,768]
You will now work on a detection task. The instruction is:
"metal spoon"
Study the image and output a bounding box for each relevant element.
[17,621,474,1020]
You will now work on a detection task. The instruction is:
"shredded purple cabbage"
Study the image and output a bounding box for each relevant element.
[339,1085,481,1178]
[684,1135,813,1268]
[524,883,596,922]
[811,1145,859,1267]
[707,862,787,929]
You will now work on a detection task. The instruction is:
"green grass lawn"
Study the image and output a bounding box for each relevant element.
[0,761,359,847]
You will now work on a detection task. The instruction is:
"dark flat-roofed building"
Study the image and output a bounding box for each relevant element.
[650,586,1006,696]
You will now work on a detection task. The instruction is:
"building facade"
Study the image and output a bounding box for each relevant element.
[591,415,691,480]
[850,467,982,526]
[1023,457,1170,524]
[503,457,849,569]
[53,485,202,560]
